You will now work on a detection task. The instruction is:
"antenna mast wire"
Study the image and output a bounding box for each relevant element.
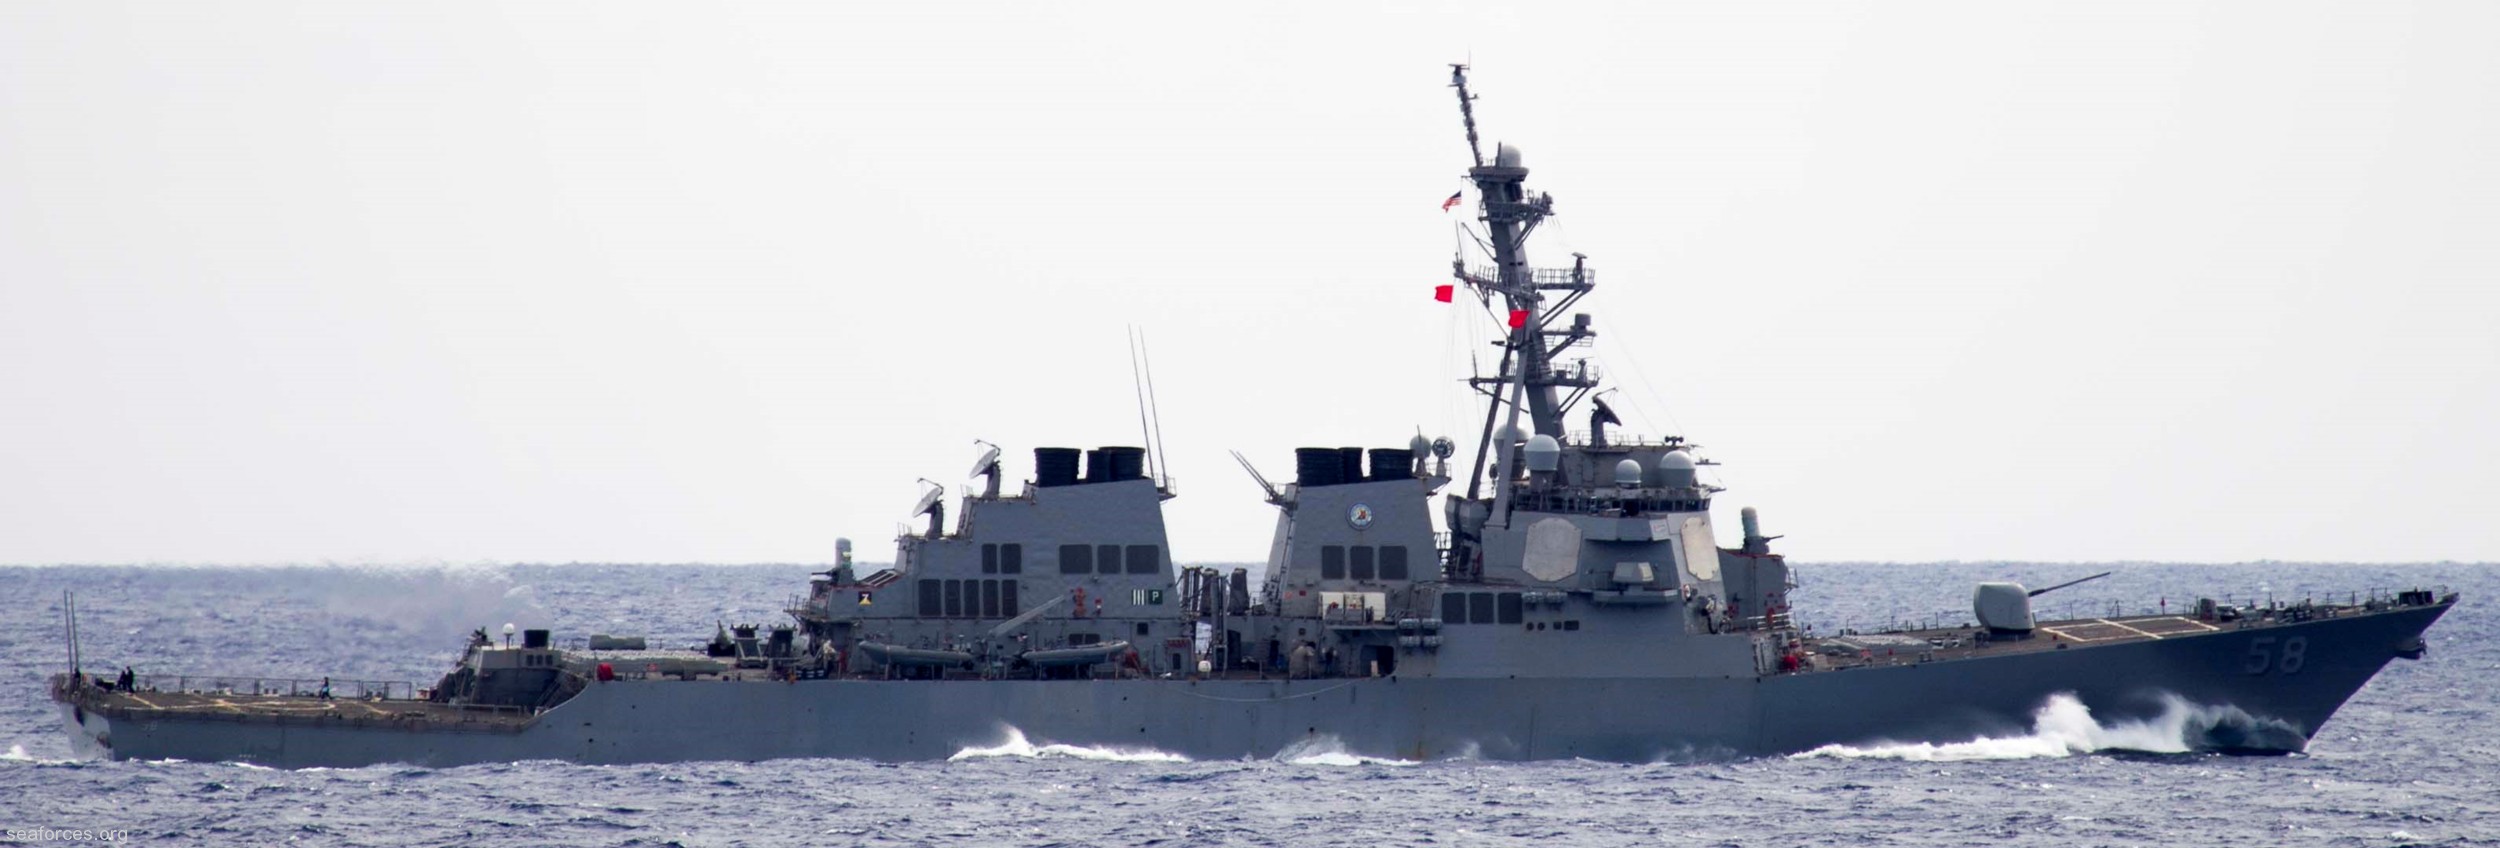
[1126,326,1157,479]
[1140,329,1171,484]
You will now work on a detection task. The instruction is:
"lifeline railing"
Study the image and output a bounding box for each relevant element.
[107,674,421,701]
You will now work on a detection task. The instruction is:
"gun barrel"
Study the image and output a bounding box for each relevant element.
[2028,571,2115,598]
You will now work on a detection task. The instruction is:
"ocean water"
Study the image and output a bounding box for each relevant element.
[2,562,2492,847]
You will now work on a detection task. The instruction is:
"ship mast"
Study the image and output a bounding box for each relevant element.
[1445,66,1602,578]
[1449,65,1576,441]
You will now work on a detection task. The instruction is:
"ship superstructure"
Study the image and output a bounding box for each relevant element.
[51,69,2452,768]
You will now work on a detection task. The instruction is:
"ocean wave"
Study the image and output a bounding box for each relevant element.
[1789,692,2301,761]
[1,744,81,766]
[947,727,1189,763]
[1274,736,1416,767]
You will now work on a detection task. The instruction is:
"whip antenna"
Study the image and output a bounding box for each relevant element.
[1140,329,1171,486]
[1127,327,1173,486]
[1128,326,1156,478]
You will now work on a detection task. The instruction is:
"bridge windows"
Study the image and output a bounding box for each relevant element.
[1126,544,1160,574]
[1097,544,1123,575]
[1321,546,1346,580]
[944,580,963,617]
[918,580,941,617]
[1497,593,1524,625]
[1059,544,1093,574]
[1469,593,1495,625]
[1350,546,1375,581]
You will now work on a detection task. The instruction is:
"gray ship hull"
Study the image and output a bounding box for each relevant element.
[59,600,2447,768]
[45,72,2461,773]
[1762,600,2447,753]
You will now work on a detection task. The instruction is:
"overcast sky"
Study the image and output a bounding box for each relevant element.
[4,2,2495,566]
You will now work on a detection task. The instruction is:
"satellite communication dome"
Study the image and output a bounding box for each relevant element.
[1496,424,1526,444]
[1614,458,1643,488]
[1659,449,1698,488]
[1523,434,1561,472]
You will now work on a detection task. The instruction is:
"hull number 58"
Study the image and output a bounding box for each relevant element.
[2243,635,2308,675]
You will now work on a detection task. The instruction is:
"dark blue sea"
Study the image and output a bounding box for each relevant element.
[3,562,2492,847]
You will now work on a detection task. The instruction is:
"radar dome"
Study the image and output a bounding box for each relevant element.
[1614,459,1643,488]
[1523,434,1561,472]
[1659,449,1698,488]
[1409,434,1432,455]
[1496,424,1526,444]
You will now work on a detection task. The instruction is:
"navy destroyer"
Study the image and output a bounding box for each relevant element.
[53,69,2453,767]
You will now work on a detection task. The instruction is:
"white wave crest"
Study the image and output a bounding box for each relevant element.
[2,744,80,765]
[1791,693,2236,762]
[1274,735,1416,767]
[948,727,1188,763]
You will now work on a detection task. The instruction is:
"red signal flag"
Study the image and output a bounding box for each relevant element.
[1508,309,1528,328]
[1433,284,1455,303]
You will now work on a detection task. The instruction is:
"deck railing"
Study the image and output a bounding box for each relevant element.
[107,674,421,701]
[1846,584,2456,636]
